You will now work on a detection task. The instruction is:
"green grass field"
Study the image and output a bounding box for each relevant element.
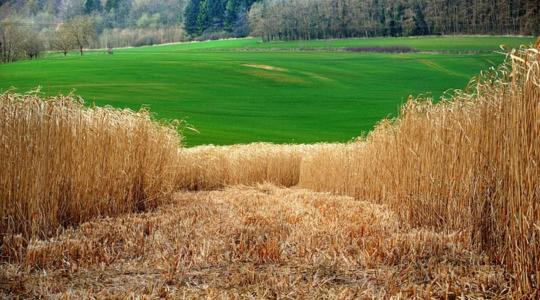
[0,36,534,146]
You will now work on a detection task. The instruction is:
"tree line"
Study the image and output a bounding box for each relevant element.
[0,16,96,63]
[0,0,186,29]
[0,0,187,63]
[247,0,540,41]
[184,0,257,38]
[1,0,539,63]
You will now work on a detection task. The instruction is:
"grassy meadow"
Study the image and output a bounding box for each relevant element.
[0,36,534,145]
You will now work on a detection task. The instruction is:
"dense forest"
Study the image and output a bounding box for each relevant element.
[184,0,257,38]
[1,0,539,63]
[184,0,539,40]
[248,0,540,41]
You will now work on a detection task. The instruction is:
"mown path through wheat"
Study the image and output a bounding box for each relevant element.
[1,185,509,298]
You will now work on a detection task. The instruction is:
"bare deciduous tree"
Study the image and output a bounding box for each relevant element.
[21,30,44,59]
[53,23,75,56]
[0,19,24,63]
[248,0,540,41]
[64,16,97,55]
[247,2,264,39]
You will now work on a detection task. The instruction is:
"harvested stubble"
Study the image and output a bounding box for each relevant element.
[0,185,509,298]
[0,92,181,242]
[299,47,540,296]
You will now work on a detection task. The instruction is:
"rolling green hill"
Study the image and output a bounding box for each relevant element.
[0,36,533,146]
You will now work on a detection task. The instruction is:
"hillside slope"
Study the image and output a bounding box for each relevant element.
[0,36,533,145]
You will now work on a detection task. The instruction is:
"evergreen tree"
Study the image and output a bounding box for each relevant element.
[207,0,225,29]
[197,0,208,32]
[184,0,201,34]
[84,0,102,14]
[185,0,202,34]
[184,0,258,35]
[224,0,237,31]
[105,0,119,12]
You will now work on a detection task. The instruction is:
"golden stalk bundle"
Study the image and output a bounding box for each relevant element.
[176,143,339,190]
[0,92,182,239]
[299,47,540,296]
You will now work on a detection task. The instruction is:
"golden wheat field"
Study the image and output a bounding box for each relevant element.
[1,45,539,298]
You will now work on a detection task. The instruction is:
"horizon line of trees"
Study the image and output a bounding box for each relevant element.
[0,0,187,29]
[2,0,540,63]
[0,15,187,63]
[0,0,188,63]
[247,0,540,41]
[0,20,44,63]
[0,16,97,63]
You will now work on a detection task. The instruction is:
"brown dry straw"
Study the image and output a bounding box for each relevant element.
[299,46,540,296]
[0,91,182,242]
[176,143,338,190]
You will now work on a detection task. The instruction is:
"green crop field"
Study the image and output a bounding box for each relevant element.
[0,36,533,146]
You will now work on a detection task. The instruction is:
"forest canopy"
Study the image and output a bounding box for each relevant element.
[247,0,540,41]
[184,0,540,40]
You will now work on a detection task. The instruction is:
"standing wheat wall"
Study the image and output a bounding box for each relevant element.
[176,143,338,190]
[0,93,182,240]
[298,47,540,296]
